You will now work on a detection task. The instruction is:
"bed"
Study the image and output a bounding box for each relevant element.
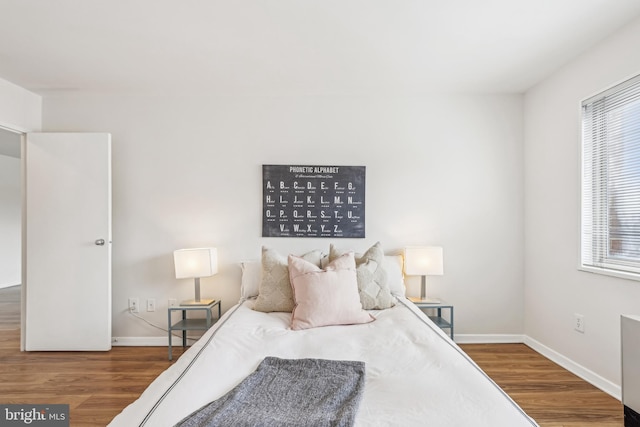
[109,245,537,427]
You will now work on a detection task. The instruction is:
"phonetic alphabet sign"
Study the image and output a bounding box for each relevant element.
[262,165,366,238]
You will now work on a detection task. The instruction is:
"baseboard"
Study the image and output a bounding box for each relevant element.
[111,336,201,347]
[454,334,525,344]
[524,336,621,400]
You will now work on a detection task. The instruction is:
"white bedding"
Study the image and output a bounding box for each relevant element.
[109,298,538,427]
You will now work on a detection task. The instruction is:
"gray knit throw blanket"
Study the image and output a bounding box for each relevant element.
[175,357,366,427]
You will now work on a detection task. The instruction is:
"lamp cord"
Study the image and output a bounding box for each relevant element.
[127,310,199,342]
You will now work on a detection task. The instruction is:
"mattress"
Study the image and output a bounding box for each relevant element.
[109,298,538,426]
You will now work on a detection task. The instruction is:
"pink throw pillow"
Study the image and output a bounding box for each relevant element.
[288,252,375,331]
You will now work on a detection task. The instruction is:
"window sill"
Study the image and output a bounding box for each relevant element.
[578,265,640,282]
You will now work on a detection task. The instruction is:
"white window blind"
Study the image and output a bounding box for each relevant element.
[582,74,640,276]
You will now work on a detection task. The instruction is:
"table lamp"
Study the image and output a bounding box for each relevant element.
[404,246,444,303]
[173,247,218,305]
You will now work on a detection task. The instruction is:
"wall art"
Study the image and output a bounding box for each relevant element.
[262,164,365,238]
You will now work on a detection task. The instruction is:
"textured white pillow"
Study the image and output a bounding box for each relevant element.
[289,252,374,331]
[253,247,323,313]
[329,241,395,310]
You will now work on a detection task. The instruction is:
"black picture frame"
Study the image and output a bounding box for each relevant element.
[262,165,366,238]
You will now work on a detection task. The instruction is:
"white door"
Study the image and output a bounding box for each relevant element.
[24,133,111,351]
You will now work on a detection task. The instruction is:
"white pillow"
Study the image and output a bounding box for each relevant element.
[240,260,261,301]
[383,255,406,297]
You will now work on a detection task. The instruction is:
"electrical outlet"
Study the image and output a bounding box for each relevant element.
[147,298,156,312]
[574,313,585,333]
[168,298,177,307]
[128,297,139,313]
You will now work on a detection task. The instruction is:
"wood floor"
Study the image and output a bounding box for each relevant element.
[0,285,623,426]
[461,343,623,427]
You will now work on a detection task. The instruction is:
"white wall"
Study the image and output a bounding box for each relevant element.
[0,77,41,132]
[42,93,524,341]
[524,16,640,396]
[0,77,41,285]
[0,76,41,351]
[0,154,21,288]
[0,76,41,289]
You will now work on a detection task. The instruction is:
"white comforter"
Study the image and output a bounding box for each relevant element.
[109,298,537,427]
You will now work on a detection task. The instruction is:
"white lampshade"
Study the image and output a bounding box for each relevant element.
[174,248,218,279]
[404,246,444,276]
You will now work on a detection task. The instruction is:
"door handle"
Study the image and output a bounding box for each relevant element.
[95,239,105,246]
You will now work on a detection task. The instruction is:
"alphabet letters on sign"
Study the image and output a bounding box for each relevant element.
[262,165,366,238]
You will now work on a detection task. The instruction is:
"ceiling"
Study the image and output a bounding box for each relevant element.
[1,1,640,96]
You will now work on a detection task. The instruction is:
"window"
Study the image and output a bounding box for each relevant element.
[582,74,640,277]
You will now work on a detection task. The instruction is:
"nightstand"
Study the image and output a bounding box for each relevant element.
[410,299,454,340]
[168,300,221,360]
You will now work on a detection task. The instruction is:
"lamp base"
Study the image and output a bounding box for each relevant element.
[408,296,441,304]
[180,298,215,306]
